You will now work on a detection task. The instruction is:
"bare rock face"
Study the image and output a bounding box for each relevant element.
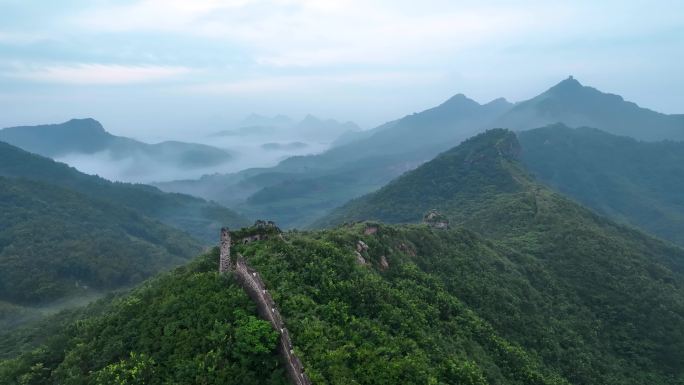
[355,251,367,265]
[398,242,416,257]
[379,255,389,270]
[356,240,369,252]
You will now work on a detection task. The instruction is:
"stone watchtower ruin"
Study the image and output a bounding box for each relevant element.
[423,209,449,229]
[219,227,231,273]
[218,223,311,385]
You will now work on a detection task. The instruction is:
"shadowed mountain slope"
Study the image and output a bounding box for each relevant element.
[519,124,684,246]
[0,176,202,329]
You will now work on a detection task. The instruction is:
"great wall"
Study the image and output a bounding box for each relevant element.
[219,216,445,385]
[219,225,312,385]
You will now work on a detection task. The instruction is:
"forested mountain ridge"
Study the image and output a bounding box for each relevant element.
[0,176,202,329]
[0,141,249,243]
[519,124,684,246]
[3,218,684,384]
[313,129,684,383]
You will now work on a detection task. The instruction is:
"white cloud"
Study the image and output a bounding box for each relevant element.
[184,70,445,94]
[8,64,192,85]
[71,0,572,68]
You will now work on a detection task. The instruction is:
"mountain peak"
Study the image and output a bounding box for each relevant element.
[301,114,321,123]
[64,118,105,132]
[548,75,584,93]
[439,93,481,109]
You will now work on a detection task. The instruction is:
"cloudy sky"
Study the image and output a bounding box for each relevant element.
[0,0,682,140]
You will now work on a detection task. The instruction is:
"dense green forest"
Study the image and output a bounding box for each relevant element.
[519,124,684,246]
[0,251,288,384]
[0,140,249,243]
[315,129,684,383]
[3,219,684,384]
[3,126,684,384]
[0,176,202,329]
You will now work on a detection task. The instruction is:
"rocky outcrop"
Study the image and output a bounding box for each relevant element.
[379,255,389,270]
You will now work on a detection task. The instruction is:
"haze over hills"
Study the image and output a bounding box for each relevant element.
[496,77,684,141]
[0,141,249,244]
[210,114,361,143]
[157,93,514,227]
[159,77,684,229]
[0,119,235,183]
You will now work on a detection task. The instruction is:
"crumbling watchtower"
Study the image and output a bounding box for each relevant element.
[219,227,232,273]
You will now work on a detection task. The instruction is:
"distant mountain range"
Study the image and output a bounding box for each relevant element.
[497,76,684,141]
[210,114,361,143]
[158,77,684,229]
[0,118,235,182]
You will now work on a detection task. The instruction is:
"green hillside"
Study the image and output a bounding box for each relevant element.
[0,233,569,385]
[0,251,288,385]
[315,129,684,383]
[3,219,684,384]
[518,124,684,246]
[0,141,249,243]
[0,176,202,328]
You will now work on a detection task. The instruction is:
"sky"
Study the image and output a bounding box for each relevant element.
[0,0,683,141]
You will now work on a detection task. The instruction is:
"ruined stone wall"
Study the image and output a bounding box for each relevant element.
[234,255,312,385]
[219,228,231,273]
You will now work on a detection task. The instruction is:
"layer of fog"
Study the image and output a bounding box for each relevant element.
[55,141,328,183]
[55,114,361,184]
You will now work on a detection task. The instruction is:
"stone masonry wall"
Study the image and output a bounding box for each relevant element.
[234,255,312,385]
[219,227,231,273]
